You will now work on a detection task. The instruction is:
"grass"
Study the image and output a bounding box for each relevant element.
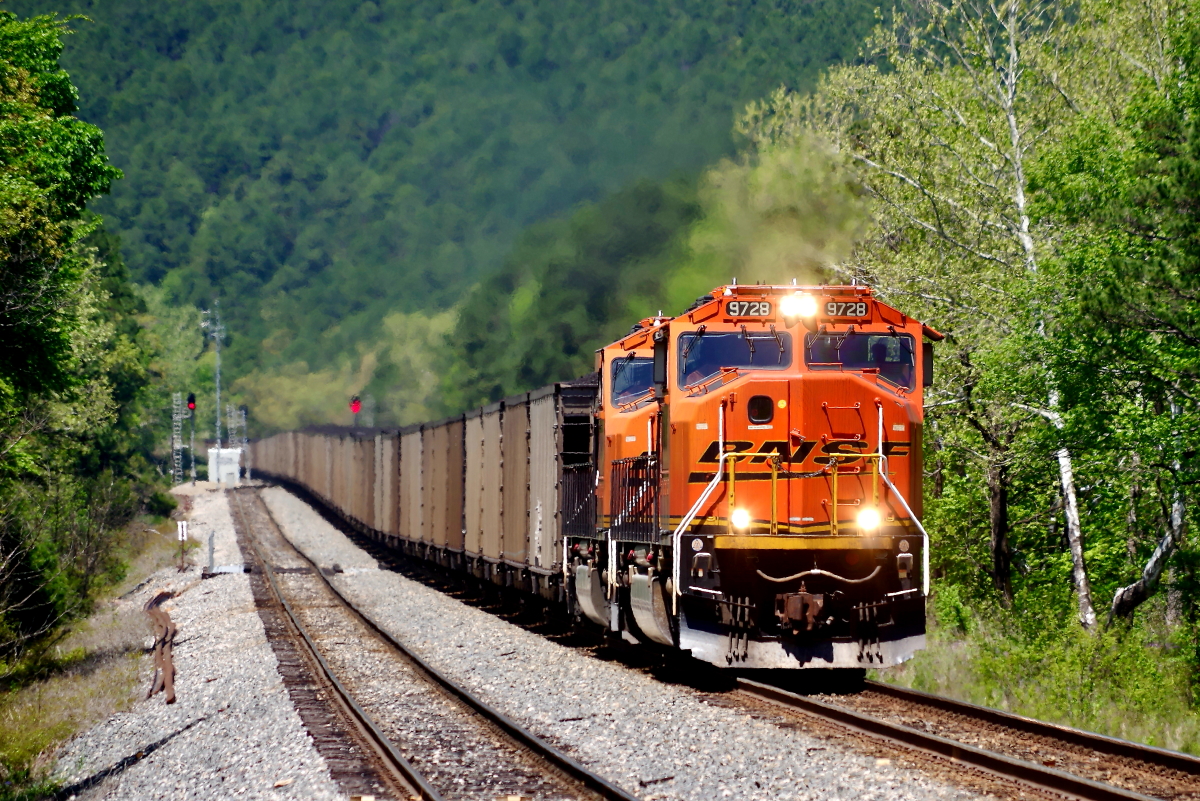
[0,519,183,800]
[872,592,1200,755]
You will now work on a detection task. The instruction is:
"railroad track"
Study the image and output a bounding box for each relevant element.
[229,487,638,801]
[739,676,1200,801]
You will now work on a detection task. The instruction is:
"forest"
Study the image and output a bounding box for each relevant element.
[0,5,171,770]
[5,0,881,429]
[0,0,1198,790]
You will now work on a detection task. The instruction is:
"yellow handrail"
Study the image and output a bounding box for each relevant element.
[723,448,783,535]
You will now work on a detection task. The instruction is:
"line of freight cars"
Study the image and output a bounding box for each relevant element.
[251,378,599,603]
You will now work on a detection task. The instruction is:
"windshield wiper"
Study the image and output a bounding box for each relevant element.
[740,324,756,362]
[682,325,706,361]
[611,352,635,380]
[769,324,784,364]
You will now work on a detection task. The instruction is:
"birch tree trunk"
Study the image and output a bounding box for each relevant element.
[1109,490,1184,621]
[1056,445,1096,628]
[1109,401,1186,622]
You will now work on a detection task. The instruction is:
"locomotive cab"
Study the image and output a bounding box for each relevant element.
[581,285,940,670]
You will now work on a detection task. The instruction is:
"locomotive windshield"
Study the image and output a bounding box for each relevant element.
[805,332,916,389]
[610,356,654,404]
[678,329,793,387]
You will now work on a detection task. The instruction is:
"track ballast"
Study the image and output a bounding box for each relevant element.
[231,486,639,801]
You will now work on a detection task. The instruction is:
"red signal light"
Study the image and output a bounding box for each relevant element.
[186,392,196,410]
[350,395,361,415]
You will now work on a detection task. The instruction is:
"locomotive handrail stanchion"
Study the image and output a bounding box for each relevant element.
[872,401,931,593]
[726,452,737,534]
[830,462,838,536]
[876,400,887,511]
[770,454,779,536]
[877,470,930,596]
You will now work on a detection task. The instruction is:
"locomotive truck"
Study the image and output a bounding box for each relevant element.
[251,283,941,670]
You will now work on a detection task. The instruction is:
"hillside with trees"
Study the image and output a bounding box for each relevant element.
[6,0,880,427]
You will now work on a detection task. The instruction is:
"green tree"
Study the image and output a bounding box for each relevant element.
[0,11,122,476]
[741,0,1177,624]
[1039,4,1200,623]
[0,12,165,673]
[443,178,699,410]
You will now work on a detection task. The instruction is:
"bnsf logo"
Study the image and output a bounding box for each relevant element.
[696,439,910,466]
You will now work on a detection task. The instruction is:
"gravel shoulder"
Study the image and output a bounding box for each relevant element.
[260,485,983,801]
[53,486,340,801]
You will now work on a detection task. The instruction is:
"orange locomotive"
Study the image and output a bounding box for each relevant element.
[570,283,941,669]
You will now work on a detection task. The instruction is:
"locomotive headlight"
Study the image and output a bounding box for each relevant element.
[779,293,818,317]
[731,508,752,529]
[857,507,882,531]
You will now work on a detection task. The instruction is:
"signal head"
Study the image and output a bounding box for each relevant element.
[186,393,196,410]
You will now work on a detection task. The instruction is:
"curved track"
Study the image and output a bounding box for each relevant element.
[231,487,640,801]
[739,677,1200,801]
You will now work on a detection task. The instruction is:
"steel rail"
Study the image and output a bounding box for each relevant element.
[738,678,1162,801]
[230,491,444,801]
[864,680,1200,776]
[251,490,643,801]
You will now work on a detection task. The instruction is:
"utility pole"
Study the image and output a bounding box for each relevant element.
[201,302,225,484]
[226,403,240,482]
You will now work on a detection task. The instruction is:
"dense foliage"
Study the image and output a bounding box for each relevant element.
[0,12,161,682]
[441,178,699,410]
[6,0,880,423]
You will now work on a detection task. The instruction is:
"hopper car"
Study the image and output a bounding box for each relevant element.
[251,283,941,670]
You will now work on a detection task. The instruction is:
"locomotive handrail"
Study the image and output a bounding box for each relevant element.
[671,400,728,614]
[876,401,930,596]
[724,450,782,536]
[684,366,740,396]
